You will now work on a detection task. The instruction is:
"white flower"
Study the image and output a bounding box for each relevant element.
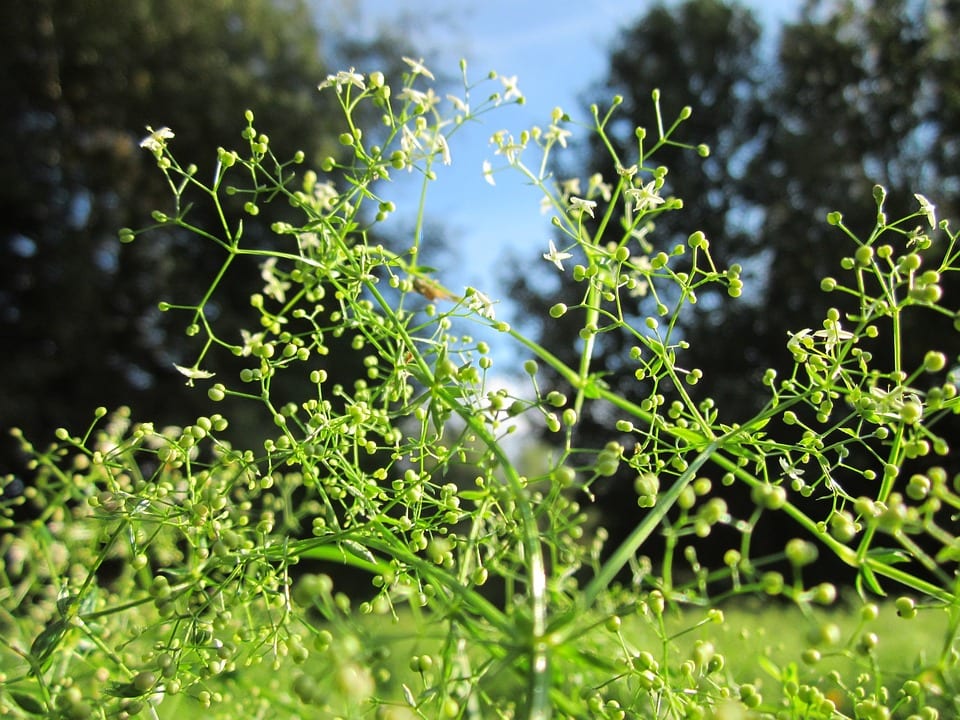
[482,160,495,186]
[569,196,597,219]
[173,363,215,386]
[543,240,573,271]
[491,131,526,164]
[434,132,451,165]
[400,124,423,155]
[297,231,321,252]
[318,68,365,92]
[239,329,263,357]
[812,326,854,354]
[402,56,435,80]
[398,86,440,110]
[312,181,339,211]
[139,126,174,153]
[261,257,291,303]
[625,181,665,213]
[779,456,804,484]
[466,288,496,319]
[545,123,572,148]
[914,193,937,228]
[587,173,613,202]
[626,220,654,251]
[559,178,581,199]
[397,87,427,105]
[447,94,469,113]
[500,75,522,102]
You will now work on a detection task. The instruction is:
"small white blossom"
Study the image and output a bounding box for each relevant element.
[629,276,650,298]
[779,456,804,484]
[625,181,665,213]
[617,164,638,178]
[261,257,291,303]
[398,87,427,105]
[812,326,854,354]
[318,68,365,92]
[398,86,440,110]
[545,123,572,148]
[173,363,215,386]
[466,288,496,319]
[312,181,339,211]
[626,220,654,250]
[587,173,613,202]
[482,160,495,186]
[569,196,597,219]
[491,132,526,164]
[402,56,435,80]
[401,124,423,157]
[433,132,451,165]
[239,329,264,357]
[297,232,321,253]
[447,94,470,113]
[543,240,573,271]
[139,126,174,153]
[915,193,937,228]
[500,75,522,102]
[560,178,581,199]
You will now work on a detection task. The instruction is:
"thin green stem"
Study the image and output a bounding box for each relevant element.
[363,280,552,720]
[582,440,717,608]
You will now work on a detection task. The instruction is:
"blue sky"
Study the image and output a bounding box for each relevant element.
[334,0,801,313]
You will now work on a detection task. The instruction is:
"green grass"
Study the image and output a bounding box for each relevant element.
[60,598,950,719]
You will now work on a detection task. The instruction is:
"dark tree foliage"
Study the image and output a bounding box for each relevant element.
[509,0,960,580]
[0,0,399,472]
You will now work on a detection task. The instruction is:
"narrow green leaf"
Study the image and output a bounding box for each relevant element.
[756,655,781,680]
[341,539,377,566]
[858,564,886,597]
[10,692,46,715]
[29,618,68,667]
[106,681,146,698]
[865,547,911,565]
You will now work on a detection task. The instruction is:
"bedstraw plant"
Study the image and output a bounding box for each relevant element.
[3,58,960,720]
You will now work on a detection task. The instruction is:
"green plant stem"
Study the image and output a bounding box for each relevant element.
[291,537,512,630]
[354,279,552,720]
[574,282,602,419]
[511,322,950,603]
[864,559,955,604]
[581,440,718,608]
[508,329,866,586]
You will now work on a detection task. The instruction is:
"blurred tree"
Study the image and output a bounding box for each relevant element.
[508,0,960,579]
[0,0,405,471]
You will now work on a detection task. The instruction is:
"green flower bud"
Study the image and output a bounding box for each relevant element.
[923,351,947,373]
[895,596,917,619]
[899,401,923,425]
[786,538,818,567]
